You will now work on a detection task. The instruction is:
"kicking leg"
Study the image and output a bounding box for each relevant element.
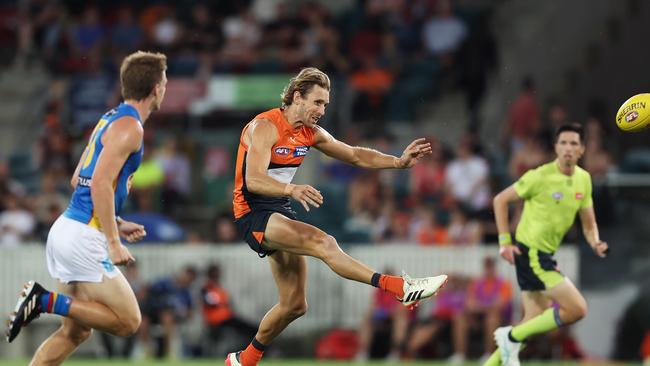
[264,213,447,305]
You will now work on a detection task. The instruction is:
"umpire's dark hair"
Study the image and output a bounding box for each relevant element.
[554,123,584,144]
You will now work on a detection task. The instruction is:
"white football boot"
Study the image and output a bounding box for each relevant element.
[399,271,448,308]
[494,326,521,366]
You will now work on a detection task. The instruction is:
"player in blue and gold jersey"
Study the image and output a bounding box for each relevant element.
[6,51,167,365]
[485,123,609,366]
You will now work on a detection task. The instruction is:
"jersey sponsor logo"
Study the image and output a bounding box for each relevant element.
[552,191,564,200]
[575,192,583,200]
[77,176,92,187]
[293,146,309,157]
[274,147,291,156]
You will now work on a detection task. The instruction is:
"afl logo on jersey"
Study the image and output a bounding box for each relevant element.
[552,192,564,200]
[274,147,291,156]
[294,146,309,157]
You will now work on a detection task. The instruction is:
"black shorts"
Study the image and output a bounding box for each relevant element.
[234,205,297,258]
[514,242,564,291]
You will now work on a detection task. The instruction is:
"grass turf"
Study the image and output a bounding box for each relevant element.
[0,360,640,366]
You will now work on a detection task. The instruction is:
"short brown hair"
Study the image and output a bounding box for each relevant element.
[281,67,330,107]
[120,51,167,100]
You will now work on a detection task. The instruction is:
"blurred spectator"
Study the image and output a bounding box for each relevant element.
[0,159,26,200]
[68,48,115,129]
[502,76,540,153]
[109,6,144,54]
[32,172,67,241]
[220,8,261,69]
[356,268,410,362]
[15,0,65,66]
[582,117,613,179]
[540,101,569,146]
[141,266,198,358]
[69,6,104,56]
[35,121,74,182]
[445,136,490,212]
[214,212,238,243]
[411,205,448,245]
[131,143,164,212]
[349,56,395,122]
[447,205,482,245]
[409,138,448,204]
[508,135,548,180]
[461,257,512,361]
[155,136,191,214]
[201,263,257,357]
[422,0,467,64]
[0,193,36,246]
[406,275,468,361]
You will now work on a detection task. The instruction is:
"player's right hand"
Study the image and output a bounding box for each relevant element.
[108,241,136,265]
[499,244,521,265]
[290,184,324,212]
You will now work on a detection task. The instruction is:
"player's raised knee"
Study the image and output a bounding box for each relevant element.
[306,232,339,259]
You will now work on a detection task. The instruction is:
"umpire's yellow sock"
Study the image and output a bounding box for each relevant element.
[511,307,562,341]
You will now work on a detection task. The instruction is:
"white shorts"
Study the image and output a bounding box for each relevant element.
[46,215,121,283]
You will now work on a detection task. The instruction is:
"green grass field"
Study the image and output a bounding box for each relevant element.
[0,360,641,366]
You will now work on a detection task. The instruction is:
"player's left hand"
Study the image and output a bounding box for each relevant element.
[395,138,432,168]
[118,220,147,243]
[592,241,608,258]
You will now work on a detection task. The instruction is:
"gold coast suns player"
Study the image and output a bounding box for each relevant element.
[226,67,448,366]
[6,51,167,365]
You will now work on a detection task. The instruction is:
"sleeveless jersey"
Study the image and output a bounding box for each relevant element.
[233,108,316,219]
[64,103,143,229]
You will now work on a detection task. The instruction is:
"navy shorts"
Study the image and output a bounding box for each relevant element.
[234,206,297,258]
[514,242,565,291]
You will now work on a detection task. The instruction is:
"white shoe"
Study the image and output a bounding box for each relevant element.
[399,271,448,308]
[494,326,521,366]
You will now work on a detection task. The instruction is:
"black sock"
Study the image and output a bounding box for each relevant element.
[371,272,381,288]
[252,337,267,352]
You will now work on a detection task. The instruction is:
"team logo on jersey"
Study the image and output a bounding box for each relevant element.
[293,146,309,157]
[552,192,564,200]
[575,192,583,200]
[274,147,291,156]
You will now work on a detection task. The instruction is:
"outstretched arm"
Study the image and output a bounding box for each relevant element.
[313,127,431,169]
[579,207,608,257]
[493,186,523,264]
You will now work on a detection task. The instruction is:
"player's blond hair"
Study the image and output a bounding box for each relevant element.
[281,67,330,108]
[120,51,167,101]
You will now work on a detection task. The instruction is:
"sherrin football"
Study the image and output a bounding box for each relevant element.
[616,93,650,132]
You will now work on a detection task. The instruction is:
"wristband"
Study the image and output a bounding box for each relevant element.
[498,233,512,246]
[284,183,295,196]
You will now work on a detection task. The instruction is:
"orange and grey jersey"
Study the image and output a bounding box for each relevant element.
[64,103,143,229]
[233,108,316,219]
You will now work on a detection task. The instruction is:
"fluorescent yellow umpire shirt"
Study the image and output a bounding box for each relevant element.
[514,161,593,254]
